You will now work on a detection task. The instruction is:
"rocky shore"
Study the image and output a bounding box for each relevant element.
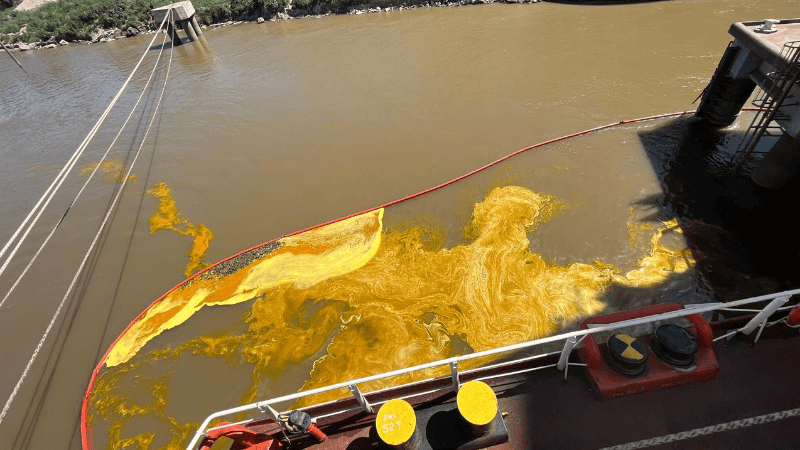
[3,23,145,50]
[2,0,542,51]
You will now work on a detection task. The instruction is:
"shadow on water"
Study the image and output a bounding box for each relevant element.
[149,39,179,51]
[505,116,800,449]
[637,116,800,301]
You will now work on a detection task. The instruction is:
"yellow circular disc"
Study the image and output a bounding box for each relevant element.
[376,399,416,446]
[456,380,498,426]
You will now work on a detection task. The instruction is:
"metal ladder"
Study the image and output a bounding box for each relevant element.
[733,41,800,170]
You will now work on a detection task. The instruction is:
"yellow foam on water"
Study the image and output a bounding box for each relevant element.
[79,159,138,183]
[104,207,384,368]
[146,182,215,277]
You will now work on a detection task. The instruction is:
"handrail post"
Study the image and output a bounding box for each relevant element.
[348,384,374,414]
[557,336,577,382]
[258,402,291,441]
[556,336,577,371]
[450,361,460,393]
[739,295,790,335]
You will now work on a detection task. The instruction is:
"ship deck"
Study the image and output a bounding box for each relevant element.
[241,326,800,450]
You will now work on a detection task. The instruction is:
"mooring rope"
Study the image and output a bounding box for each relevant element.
[0,11,175,428]
[598,407,800,449]
[0,11,172,290]
[0,22,173,311]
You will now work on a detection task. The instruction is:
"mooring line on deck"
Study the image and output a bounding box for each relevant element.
[0,11,172,294]
[598,406,800,449]
[0,11,175,430]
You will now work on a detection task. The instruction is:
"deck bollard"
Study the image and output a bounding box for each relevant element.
[456,380,498,436]
[376,399,420,449]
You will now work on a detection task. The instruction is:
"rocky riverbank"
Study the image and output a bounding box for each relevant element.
[3,24,145,50]
[1,0,542,51]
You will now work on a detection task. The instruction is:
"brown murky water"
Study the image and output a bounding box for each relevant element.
[1,1,799,449]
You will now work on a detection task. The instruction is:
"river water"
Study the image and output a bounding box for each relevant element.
[1,1,799,449]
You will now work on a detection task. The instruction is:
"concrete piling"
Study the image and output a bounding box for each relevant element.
[191,16,203,36]
[151,1,200,46]
[166,22,184,46]
[181,19,198,42]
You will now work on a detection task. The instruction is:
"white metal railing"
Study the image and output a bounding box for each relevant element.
[185,289,800,450]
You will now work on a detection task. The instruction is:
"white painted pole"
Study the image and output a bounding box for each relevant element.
[349,384,374,414]
[739,296,790,334]
[557,336,577,371]
[450,361,461,392]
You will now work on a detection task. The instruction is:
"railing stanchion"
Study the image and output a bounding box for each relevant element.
[349,384,374,414]
[258,402,291,441]
[450,361,460,393]
[557,336,577,382]
[739,296,790,335]
[557,336,577,371]
[754,319,769,343]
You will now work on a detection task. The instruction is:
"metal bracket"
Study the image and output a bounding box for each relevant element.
[258,402,291,441]
[450,361,460,393]
[348,384,374,414]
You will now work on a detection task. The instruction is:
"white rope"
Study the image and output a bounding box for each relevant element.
[0,19,171,310]
[0,13,175,427]
[598,407,800,449]
[0,11,172,288]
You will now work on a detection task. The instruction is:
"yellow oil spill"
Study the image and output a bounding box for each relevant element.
[104,206,384,368]
[615,218,693,287]
[146,182,215,278]
[79,159,138,183]
[89,186,694,450]
[90,360,198,450]
[627,206,654,249]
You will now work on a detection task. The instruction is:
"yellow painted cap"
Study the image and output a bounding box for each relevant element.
[456,380,498,426]
[376,398,416,446]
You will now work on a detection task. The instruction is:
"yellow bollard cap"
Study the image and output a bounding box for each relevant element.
[456,380,498,426]
[376,399,416,446]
